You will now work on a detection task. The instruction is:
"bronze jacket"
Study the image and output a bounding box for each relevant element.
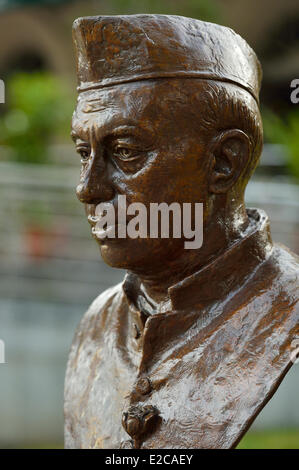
[64,209,299,449]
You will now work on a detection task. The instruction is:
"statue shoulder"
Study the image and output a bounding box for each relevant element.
[68,281,125,353]
[268,243,299,313]
[85,281,124,320]
[272,243,299,286]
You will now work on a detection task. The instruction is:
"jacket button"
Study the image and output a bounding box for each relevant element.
[122,405,159,448]
[135,376,151,395]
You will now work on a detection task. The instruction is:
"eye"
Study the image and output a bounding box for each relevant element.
[113,145,139,161]
[77,147,90,162]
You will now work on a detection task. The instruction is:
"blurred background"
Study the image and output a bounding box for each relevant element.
[0,0,298,449]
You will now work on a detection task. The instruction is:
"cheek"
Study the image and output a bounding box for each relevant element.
[110,143,210,206]
[142,149,209,205]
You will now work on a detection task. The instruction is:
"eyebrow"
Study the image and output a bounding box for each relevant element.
[106,126,150,140]
[71,131,79,142]
[71,125,154,144]
[82,102,107,114]
[71,130,90,144]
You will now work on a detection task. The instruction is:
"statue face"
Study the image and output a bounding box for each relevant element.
[71,79,213,272]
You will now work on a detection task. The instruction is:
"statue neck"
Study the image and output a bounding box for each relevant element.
[130,198,249,307]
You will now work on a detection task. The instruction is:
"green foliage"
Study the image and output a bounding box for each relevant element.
[263,108,299,180]
[101,0,221,22]
[0,72,74,164]
[237,429,299,449]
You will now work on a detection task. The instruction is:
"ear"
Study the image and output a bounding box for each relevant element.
[208,129,251,194]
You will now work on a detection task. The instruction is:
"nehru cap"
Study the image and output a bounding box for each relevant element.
[73,14,262,104]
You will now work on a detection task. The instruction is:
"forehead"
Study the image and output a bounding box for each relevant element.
[71,79,204,139]
[72,80,161,136]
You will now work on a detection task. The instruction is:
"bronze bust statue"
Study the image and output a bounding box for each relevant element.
[64,14,299,449]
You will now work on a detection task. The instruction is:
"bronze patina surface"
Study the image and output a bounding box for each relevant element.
[64,14,299,449]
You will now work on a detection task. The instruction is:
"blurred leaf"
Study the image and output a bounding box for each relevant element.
[0,72,74,164]
[263,108,299,180]
[103,0,221,22]
[237,429,299,449]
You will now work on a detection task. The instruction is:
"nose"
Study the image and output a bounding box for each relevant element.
[76,152,115,204]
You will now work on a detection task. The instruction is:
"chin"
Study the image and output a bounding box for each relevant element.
[97,238,147,270]
[99,244,132,269]
[97,236,185,271]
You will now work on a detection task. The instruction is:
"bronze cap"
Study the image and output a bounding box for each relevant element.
[72,14,262,103]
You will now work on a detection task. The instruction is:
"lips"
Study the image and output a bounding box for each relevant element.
[86,199,129,240]
[87,213,127,240]
[92,223,116,239]
[87,214,99,227]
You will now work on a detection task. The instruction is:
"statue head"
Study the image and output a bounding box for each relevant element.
[71,15,263,278]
